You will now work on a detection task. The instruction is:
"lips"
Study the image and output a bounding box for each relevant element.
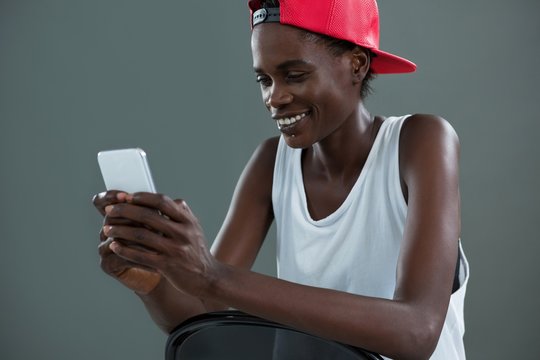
[274,111,309,130]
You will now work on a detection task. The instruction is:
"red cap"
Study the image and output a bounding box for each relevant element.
[249,0,416,74]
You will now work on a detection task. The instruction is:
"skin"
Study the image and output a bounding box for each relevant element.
[93,23,461,360]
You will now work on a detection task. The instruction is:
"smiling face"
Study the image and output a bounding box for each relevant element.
[251,23,366,148]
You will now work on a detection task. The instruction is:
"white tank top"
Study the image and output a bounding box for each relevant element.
[272,115,469,359]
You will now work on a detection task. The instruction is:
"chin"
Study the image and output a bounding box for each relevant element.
[283,134,312,149]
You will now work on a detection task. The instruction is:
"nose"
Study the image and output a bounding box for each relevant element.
[265,83,293,109]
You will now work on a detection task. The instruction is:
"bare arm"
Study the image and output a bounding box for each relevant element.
[104,115,460,359]
[210,137,277,268]
[203,115,460,359]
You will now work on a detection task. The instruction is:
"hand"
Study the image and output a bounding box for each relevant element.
[102,192,219,299]
[93,191,162,295]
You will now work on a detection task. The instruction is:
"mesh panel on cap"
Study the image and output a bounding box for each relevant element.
[326,0,379,49]
[280,0,333,36]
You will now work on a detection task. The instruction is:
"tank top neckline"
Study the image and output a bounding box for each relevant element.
[294,116,396,226]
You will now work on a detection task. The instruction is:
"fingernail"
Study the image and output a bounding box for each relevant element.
[117,192,127,201]
[103,225,111,235]
[109,241,119,252]
[105,205,113,214]
[125,194,134,202]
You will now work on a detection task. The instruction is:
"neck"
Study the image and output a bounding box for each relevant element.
[305,104,379,180]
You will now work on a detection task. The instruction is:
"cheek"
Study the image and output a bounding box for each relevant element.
[313,82,349,112]
[316,61,352,94]
[321,70,356,108]
[313,81,358,129]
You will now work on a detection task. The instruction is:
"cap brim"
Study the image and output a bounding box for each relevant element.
[370,49,416,74]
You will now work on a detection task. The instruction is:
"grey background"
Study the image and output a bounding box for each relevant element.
[1,0,538,359]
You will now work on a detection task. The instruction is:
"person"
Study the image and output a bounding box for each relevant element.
[93,0,469,359]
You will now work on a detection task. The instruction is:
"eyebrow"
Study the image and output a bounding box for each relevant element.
[253,59,312,73]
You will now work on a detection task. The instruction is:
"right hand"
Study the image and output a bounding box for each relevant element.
[93,190,162,295]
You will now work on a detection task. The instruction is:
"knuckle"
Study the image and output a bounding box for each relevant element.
[93,191,120,208]
[177,244,191,258]
[173,198,188,210]
[178,243,189,253]
[156,194,171,209]
[181,200,189,210]
[134,229,147,242]
[174,198,186,205]
[163,222,180,237]
[109,203,121,215]
[174,199,193,217]
[107,203,126,217]
[92,193,104,206]
[139,208,155,224]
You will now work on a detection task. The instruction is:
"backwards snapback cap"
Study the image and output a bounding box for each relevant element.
[249,0,416,74]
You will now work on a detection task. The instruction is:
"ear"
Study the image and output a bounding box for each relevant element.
[350,47,370,85]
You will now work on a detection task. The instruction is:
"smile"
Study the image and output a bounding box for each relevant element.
[275,111,309,129]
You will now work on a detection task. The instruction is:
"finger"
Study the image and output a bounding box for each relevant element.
[99,246,156,276]
[99,228,107,242]
[128,192,192,223]
[93,190,128,215]
[99,237,138,256]
[104,225,168,254]
[101,216,142,243]
[99,248,128,274]
[99,238,112,255]
[109,240,161,269]
[99,239,126,274]
[104,203,180,238]
[103,215,141,227]
[174,199,194,216]
[99,237,124,256]
[99,238,155,272]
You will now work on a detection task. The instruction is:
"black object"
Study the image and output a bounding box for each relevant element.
[166,310,382,360]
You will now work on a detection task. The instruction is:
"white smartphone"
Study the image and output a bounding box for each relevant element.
[97,148,156,193]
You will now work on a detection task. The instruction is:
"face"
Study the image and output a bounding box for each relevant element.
[251,23,363,148]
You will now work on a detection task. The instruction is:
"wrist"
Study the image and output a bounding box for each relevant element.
[202,261,233,303]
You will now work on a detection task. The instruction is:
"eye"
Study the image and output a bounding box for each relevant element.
[286,71,307,82]
[256,75,272,87]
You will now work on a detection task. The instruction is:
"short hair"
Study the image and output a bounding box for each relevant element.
[257,0,376,99]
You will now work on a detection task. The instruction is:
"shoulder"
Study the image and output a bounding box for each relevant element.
[400,114,459,146]
[251,136,280,169]
[400,114,460,157]
[257,136,280,156]
[238,136,280,188]
[399,114,460,183]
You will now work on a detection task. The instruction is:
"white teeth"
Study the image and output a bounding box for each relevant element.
[276,112,308,128]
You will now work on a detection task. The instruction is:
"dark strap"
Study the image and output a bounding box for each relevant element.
[452,252,461,293]
[252,7,280,26]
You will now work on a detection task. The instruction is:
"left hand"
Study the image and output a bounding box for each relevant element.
[102,192,219,298]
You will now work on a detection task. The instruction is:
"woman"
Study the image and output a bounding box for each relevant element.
[93,1,469,358]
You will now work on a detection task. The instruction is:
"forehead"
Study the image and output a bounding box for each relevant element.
[251,23,331,70]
